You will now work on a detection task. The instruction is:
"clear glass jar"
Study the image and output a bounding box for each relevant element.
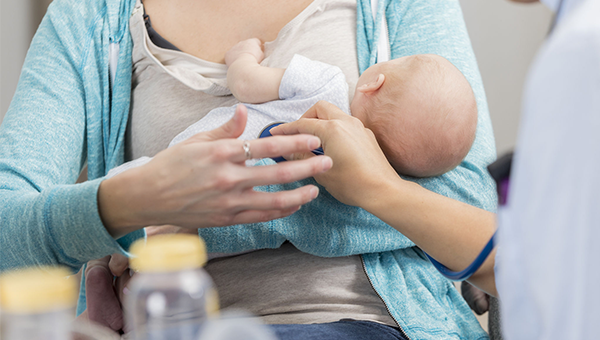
[126,234,218,340]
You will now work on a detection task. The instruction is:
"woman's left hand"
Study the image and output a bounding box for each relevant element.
[270,101,402,209]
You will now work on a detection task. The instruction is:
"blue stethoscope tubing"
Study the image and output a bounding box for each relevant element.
[424,230,497,281]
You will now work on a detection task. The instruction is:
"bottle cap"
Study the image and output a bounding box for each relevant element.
[0,267,76,314]
[130,234,207,273]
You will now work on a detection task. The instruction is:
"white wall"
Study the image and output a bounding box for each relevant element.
[0,0,553,155]
[1,0,51,122]
[2,0,33,120]
[460,0,552,155]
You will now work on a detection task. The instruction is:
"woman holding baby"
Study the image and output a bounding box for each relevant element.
[1,0,500,338]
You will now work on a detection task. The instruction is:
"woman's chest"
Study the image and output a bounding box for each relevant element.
[142,0,315,64]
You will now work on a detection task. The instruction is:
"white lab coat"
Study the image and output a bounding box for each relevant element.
[496,0,600,339]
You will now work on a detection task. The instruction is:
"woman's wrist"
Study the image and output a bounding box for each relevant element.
[360,175,418,227]
[97,169,146,238]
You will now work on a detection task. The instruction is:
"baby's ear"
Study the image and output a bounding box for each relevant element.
[357,74,385,95]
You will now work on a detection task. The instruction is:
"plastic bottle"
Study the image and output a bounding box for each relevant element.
[126,234,219,340]
[0,267,77,340]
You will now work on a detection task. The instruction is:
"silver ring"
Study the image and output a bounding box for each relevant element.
[242,141,252,160]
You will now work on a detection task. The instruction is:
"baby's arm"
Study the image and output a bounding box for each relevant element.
[225,38,285,104]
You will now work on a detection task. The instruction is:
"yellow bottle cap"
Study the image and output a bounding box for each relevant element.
[0,267,76,314]
[130,234,207,273]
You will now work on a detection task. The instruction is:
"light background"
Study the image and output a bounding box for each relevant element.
[460,0,552,154]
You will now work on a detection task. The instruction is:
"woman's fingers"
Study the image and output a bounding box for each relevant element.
[270,118,325,139]
[115,270,135,306]
[227,206,302,226]
[269,101,345,137]
[213,186,322,226]
[220,134,323,163]
[191,104,248,142]
[173,185,320,229]
[234,185,319,213]
[270,101,359,138]
[145,225,197,237]
[238,156,332,187]
[298,100,351,120]
[184,104,327,163]
[188,132,326,164]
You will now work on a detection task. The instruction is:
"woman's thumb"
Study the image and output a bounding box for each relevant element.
[193,104,248,142]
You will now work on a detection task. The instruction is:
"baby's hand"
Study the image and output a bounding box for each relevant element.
[225,38,264,66]
[225,38,282,103]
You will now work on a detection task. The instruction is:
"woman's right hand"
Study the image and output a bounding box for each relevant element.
[98,105,333,238]
[273,101,498,296]
[270,101,404,210]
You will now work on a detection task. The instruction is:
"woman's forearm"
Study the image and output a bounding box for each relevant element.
[0,180,129,272]
[363,177,497,295]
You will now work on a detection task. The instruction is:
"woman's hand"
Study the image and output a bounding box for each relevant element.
[270,101,402,209]
[272,101,498,296]
[98,105,333,237]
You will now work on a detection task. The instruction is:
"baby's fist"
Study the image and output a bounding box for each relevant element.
[225,38,264,66]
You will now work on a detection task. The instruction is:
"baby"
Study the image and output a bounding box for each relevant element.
[224,38,476,177]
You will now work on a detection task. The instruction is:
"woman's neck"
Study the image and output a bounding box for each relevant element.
[142,0,314,63]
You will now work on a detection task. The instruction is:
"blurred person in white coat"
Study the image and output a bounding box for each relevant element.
[496,0,600,338]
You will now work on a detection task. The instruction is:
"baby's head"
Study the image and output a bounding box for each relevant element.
[350,54,477,177]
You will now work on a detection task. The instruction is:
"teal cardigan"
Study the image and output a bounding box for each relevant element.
[0,0,495,338]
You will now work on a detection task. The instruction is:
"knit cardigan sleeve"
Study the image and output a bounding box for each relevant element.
[0,0,134,273]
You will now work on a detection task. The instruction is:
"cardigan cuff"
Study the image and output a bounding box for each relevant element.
[44,178,142,269]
